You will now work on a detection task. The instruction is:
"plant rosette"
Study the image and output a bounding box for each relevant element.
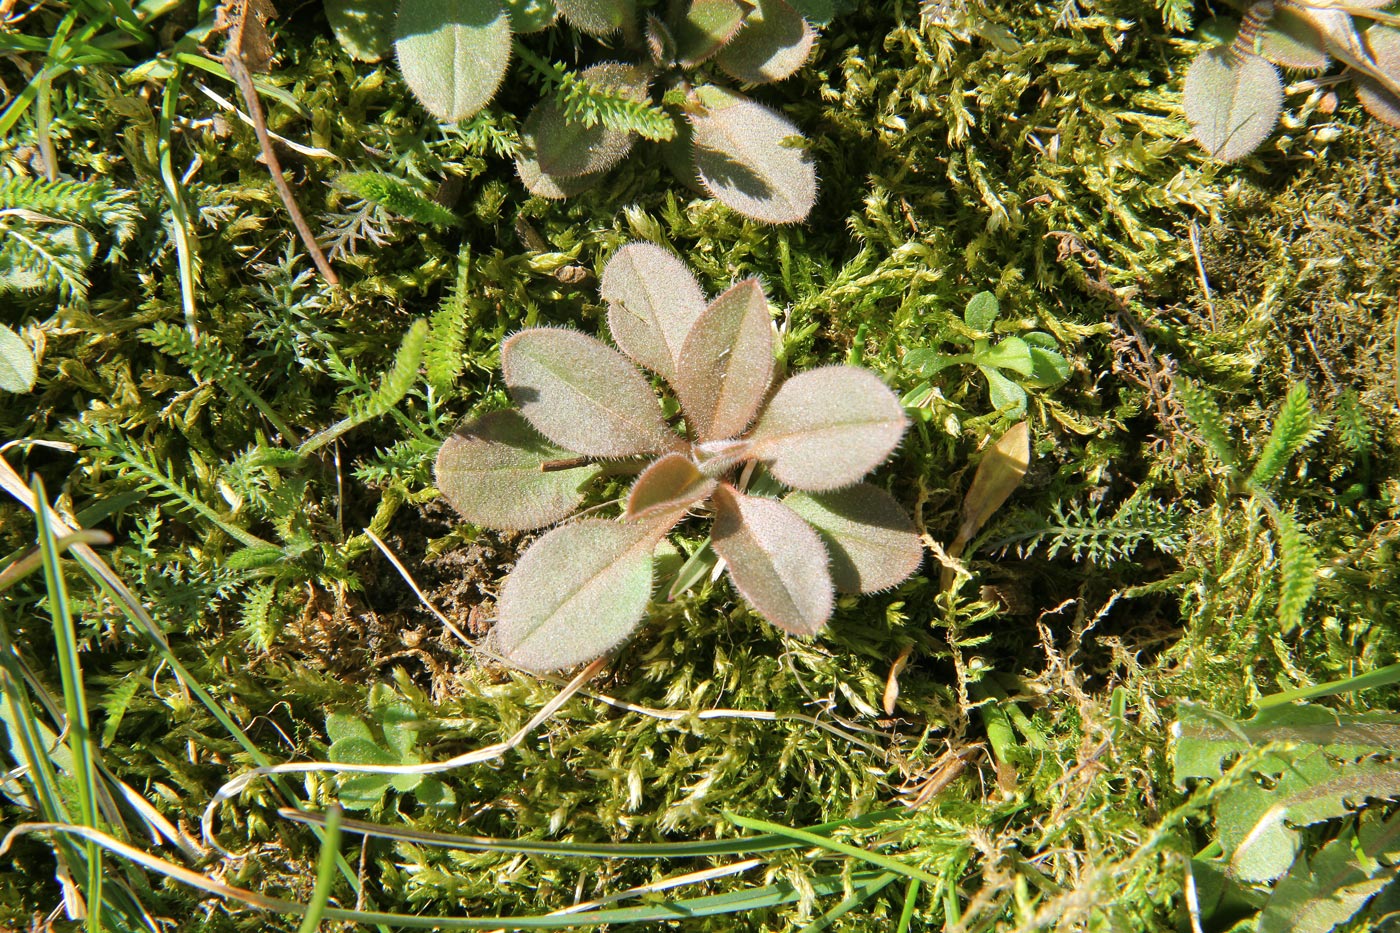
[434,241,923,672]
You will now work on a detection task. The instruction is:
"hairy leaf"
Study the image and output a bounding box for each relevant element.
[1261,7,1329,71]
[711,485,832,634]
[674,0,751,64]
[625,452,716,521]
[1357,26,1400,129]
[1258,824,1395,933]
[747,366,907,491]
[963,290,1000,330]
[532,63,646,178]
[784,485,922,593]
[717,0,815,84]
[503,328,676,457]
[673,279,775,441]
[0,323,36,394]
[435,410,601,531]
[395,0,512,122]
[690,86,817,223]
[1271,504,1319,634]
[601,241,707,380]
[555,0,633,34]
[495,519,659,671]
[506,0,557,31]
[1184,48,1282,161]
[786,0,832,25]
[325,0,397,61]
[515,133,606,199]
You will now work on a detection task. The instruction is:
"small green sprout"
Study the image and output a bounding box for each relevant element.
[903,291,1069,417]
[1184,0,1400,162]
[326,685,455,810]
[434,242,922,672]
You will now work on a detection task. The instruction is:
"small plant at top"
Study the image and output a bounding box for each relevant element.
[434,242,922,672]
[1183,1,1400,161]
[903,291,1069,417]
[326,684,456,810]
[333,0,832,222]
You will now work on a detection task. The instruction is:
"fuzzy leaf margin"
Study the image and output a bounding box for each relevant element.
[783,484,922,594]
[601,241,707,380]
[395,0,512,122]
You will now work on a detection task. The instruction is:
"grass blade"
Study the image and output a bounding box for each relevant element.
[725,812,942,886]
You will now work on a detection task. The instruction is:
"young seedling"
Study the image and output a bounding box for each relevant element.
[326,685,456,810]
[434,241,922,672]
[1184,0,1400,161]
[339,0,829,222]
[903,291,1069,417]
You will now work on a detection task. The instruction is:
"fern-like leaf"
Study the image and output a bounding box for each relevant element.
[424,248,473,395]
[1249,383,1328,489]
[238,581,282,652]
[515,44,676,141]
[1267,500,1320,634]
[335,173,461,228]
[987,495,1187,565]
[1174,376,1241,471]
[298,319,428,457]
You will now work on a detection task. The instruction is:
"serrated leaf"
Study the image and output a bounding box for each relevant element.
[625,452,716,521]
[1184,48,1282,162]
[503,328,676,457]
[716,0,814,84]
[505,0,557,32]
[690,86,817,223]
[0,324,37,394]
[395,0,512,122]
[435,410,601,531]
[555,0,633,34]
[495,518,660,671]
[1261,7,1329,71]
[978,336,1035,376]
[956,421,1029,546]
[325,0,397,61]
[783,484,922,593]
[673,279,775,441]
[601,241,707,380]
[674,0,751,64]
[712,485,832,634]
[747,366,908,491]
[1357,26,1400,129]
[963,291,1000,330]
[532,63,646,178]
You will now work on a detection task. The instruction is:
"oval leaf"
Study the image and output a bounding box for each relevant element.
[783,484,922,594]
[964,290,1000,331]
[1261,8,1329,71]
[533,63,646,178]
[1358,26,1400,129]
[515,135,606,199]
[716,0,815,84]
[673,278,775,441]
[690,87,817,223]
[555,0,633,34]
[747,366,908,492]
[978,336,1035,376]
[674,0,751,65]
[601,241,707,380]
[395,0,512,122]
[625,452,716,521]
[1183,48,1282,162]
[0,324,37,394]
[435,410,601,531]
[503,328,676,457]
[326,0,397,61]
[712,485,832,635]
[957,421,1030,545]
[495,519,657,671]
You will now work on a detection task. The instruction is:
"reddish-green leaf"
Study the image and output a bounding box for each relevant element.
[532,63,646,178]
[601,242,707,380]
[502,328,676,457]
[625,452,716,521]
[783,485,922,594]
[1358,26,1400,129]
[673,278,775,441]
[1260,8,1329,71]
[674,0,751,64]
[690,86,817,223]
[712,485,832,635]
[434,411,600,531]
[1183,48,1282,161]
[395,0,512,122]
[716,0,814,84]
[555,0,633,34]
[747,366,908,491]
[495,519,659,671]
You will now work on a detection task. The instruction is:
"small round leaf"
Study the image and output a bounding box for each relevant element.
[1260,8,1329,71]
[1184,48,1282,162]
[602,241,708,380]
[784,484,923,594]
[674,0,750,65]
[716,0,815,84]
[395,0,512,122]
[690,87,817,223]
[0,324,36,394]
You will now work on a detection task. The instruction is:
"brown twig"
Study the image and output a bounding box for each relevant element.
[218,0,338,286]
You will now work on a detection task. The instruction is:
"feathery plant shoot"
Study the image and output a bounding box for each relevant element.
[435,242,921,671]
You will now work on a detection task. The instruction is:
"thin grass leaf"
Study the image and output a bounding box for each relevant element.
[725,812,943,886]
[296,806,343,933]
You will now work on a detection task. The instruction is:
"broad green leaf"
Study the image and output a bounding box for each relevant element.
[963,291,1000,331]
[977,336,1034,376]
[414,777,457,809]
[674,279,775,441]
[435,410,601,531]
[674,0,750,64]
[555,0,633,34]
[495,519,660,671]
[395,0,512,122]
[328,736,404,809]
[690,86,817,223]
[502,328,676,457]
[1261,7,1329,71]
[326,713,374,745]
[625,452,716,521]
[711,485,833,634]
[981,365,1027,414]
[1173,703,1400,782]
[716,0,813,84]
[1183,48,1282,162]
[325,0,397,61]
[786,0,832,25]
[1024,333,1070,385]
[532,63,646,178]
[1258,827,1392,933]
[0,324,37,394]
[748,366,908,491]
[601,241,708,380]
[1357,27,1400,129]
[904,349,963,377]
[783,484,922,593]
[505,0,557,32]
